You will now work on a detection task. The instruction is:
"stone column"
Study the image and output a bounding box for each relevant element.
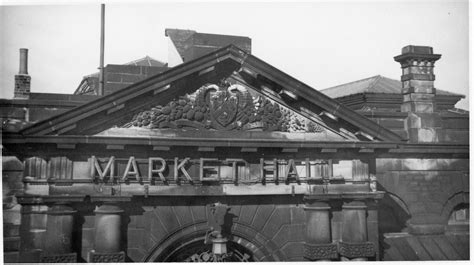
[18,203,48,262]
[89,204,125,262]
[41,204,78,262]
[340,200,374,261]
[304,201,337,261]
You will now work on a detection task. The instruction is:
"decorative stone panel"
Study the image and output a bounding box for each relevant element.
[304,243,338,260]
[338,241,375,258]
[40,253,77,263]
[88,251,125,262]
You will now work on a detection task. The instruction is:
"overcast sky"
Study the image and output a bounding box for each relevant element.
[0,1,470,109]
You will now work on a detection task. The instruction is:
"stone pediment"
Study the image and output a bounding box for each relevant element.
[19,45,402,142]
[122,81,326,133]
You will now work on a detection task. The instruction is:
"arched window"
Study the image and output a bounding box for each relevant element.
[447,203,469,233]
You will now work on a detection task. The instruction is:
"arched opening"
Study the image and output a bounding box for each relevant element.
[160,235,255,262]
[378,193,411,234]
[446,203,469,233]
[144,222,278,262]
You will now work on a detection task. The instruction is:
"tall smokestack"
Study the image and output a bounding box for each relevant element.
[14,48,31,98]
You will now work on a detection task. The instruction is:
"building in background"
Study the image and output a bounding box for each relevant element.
[1,29,469,262]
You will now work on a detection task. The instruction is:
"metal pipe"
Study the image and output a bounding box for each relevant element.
[98,4,105,96]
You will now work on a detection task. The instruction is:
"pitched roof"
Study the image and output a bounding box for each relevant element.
[20,45,402,142]
[383,233,469,260]
[125,56,167,67]
[320,75,464,98]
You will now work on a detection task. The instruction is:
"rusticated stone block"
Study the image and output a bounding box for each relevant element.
[238,204,258,225]
[127,248,146,262]
[127,228,144,250]
[155,206,180,233]
[172,205,194,227]
[190,205,207,222]
[338,241,375,258]
[403,93,435,102]
[402,101,434,113]
[304,243,338,260]
[272,224,305,248]
[262,207,290,239]
[406,113,440,129]
[142,232,157,253]
[290,205,306,224]
[150,215,168,242]
[280,241,304,260]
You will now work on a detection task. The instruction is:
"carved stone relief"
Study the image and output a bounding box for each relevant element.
[123,81,324,133]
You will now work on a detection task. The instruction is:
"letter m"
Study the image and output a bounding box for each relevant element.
[90,156,115,180]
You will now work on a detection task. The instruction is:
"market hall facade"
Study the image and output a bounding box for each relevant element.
[2,30,469,262]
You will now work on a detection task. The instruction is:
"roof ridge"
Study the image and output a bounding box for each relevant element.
[366,75,382,93]
[320,75,381,92]
[125,56,166,66]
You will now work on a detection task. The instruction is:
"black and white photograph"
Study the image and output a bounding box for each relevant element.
[1,0,470,262]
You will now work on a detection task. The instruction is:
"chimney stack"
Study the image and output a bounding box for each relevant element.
[394,45,441,142]
[14,48,31,99]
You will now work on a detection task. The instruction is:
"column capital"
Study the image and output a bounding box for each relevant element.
[94,204,124,215]
[304,201,331,211]
[47,205,76,215]
[342,200,367,210]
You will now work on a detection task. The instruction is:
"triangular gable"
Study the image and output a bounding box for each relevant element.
[21,45,402,142]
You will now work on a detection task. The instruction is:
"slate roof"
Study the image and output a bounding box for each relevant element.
[320,75,464,98]
[383,233,469,260]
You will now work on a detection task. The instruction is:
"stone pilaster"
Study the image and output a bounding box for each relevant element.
[41,204,77,262]
[340,200,375,261]
[304,201,338,261]
[88,204,125,262]
[18,198,47,262]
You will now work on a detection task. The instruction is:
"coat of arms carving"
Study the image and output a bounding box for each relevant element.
[124,80,324,133]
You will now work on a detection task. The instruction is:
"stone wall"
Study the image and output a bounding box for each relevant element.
[2,156,24,261]
[377,158,469,235]
[78,196,307,262]
[104,64,167,95]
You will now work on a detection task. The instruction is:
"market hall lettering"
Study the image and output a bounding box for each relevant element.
[89,156,341,184]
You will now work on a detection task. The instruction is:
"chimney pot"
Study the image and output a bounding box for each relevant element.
[401,45,433,55]
[14,48,31,99]
[19,48,28,75]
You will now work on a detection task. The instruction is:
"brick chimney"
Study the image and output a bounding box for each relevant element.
[14,48,31,99]
[165,29,251,67]
[394,45,441,143]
